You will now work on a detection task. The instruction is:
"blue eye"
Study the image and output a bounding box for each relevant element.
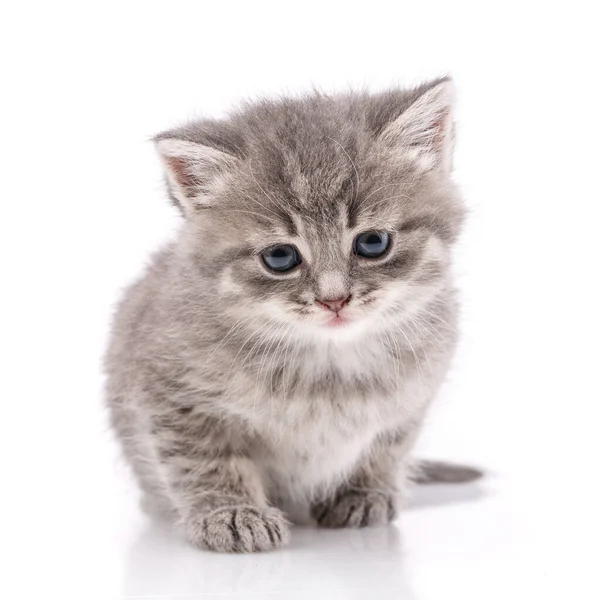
[262,244,302,272]
[354,231,391,258]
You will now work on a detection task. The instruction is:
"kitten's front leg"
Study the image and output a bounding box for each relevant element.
[152,412,289,552]
[311,427,418,528]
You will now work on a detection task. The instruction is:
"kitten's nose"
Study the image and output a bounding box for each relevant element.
[316,295,351,313]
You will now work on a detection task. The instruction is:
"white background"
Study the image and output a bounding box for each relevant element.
[1,2,599,599]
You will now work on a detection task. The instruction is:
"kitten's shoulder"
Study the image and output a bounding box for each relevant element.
[105,244,175,369]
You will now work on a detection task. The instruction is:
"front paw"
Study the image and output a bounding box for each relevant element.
[312,490,397,528]
[189,505,290,553]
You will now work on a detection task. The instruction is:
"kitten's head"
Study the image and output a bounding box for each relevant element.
[155,79,464,342]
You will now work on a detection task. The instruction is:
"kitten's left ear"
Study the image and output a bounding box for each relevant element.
[380,79,454,172]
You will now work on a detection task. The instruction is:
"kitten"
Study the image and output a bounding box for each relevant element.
[105,78,480,553]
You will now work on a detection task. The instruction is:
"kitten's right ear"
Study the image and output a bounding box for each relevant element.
[154,137,239,214]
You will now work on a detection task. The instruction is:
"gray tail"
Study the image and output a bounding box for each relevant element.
[413,459,483,484]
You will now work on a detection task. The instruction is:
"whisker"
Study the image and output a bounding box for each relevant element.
[209,308,257,357]
[379,327,403,409]
[253,320,288,418]
[409,314,450,349]
[268,324,292,398]
[417,306,456,332]
[385,304,450,352]
[403,318,434,380]
[395,322,425,403]
[222,317,278,396]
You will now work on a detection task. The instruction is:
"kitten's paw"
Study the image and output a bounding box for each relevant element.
[190,505,290,553]
[312,490,397,528]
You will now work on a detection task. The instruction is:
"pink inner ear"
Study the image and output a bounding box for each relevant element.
[431,107,451,152]
[165,156,197,191]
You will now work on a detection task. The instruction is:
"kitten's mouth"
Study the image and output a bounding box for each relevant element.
[325,313,350,327]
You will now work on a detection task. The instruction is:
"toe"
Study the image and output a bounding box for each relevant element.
[194,506,290,553]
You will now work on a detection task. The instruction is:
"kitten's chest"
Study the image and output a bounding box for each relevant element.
[250,393,394,503]
[237,341,427,507]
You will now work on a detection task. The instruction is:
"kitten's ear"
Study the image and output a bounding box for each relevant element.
[154,137,239,213]
[380,79,454,172]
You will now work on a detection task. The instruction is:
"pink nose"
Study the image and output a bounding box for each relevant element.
[316,295,351,313]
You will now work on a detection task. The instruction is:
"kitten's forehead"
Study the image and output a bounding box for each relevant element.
[240,129,415,235]
[187,81,462,250]
[287,157,354,211]
[247,133,360,216]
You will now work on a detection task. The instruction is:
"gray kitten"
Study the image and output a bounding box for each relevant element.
[105,78,480,553]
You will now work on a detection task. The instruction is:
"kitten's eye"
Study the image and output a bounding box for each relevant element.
[353,231,391,258]
[262,244,302,272]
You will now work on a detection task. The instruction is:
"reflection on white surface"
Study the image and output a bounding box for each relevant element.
[110,471,597,599]
[120,482,489,599]
[124,519,415,600]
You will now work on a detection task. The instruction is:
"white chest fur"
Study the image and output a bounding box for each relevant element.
[236,332,436,516]
[251,394,397,507]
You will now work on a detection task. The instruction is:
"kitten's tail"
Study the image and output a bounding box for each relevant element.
[413,459,483,484]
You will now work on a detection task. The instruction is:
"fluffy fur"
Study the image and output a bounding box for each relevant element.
[105,78,476,553]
